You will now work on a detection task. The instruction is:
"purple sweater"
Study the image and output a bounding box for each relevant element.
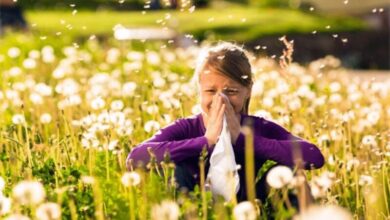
[127,113,324,181]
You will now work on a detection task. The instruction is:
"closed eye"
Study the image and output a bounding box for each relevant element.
[225,89,238,95]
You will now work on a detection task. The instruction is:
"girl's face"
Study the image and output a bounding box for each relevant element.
[199,70,251,115]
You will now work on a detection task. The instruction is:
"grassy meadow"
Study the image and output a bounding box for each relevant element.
[0,5,388,220]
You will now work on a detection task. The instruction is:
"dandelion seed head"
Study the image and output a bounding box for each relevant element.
[0,196,11,215]
[8,47,21,58]
[121,171,141,187]
[294,205,352,220]
[266,166,293,189]
[5,214,30,220]
[36,202,61,220]
[12,180,46,205]
[151,200,180,220]
[233,201,257,220]
[12,114,26,125]
[40,113,52,124]
[144,120,161,133]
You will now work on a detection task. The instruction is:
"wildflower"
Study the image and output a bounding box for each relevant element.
[362,135,377,147]
[34,83,53,96]
[122,82,137,97]
[266,166,293,189]
[0,196,11,215]
[366,111,380,125]
[8,67,22,77]
[36,202,61,220]
[144,120,160,133]
[8,47,21,58]
[29,93,44,105]
[81,133,100,149]
[293,205,352,220]
[23,58,37,69]
[105,139,119,151]
[106,48,121,64]
[5,214,30,220]
[12,180,46,205]
[12,114,26,125]
[329,82,341,92]
[121,172,141,187]
[146,51,161,65]
[90,97,105,110]
[110,100,124,111]
[127,51,144,61]
[81,176,95,185]
[287,97,301,111]
[40,113,52,124]
[151,200,180,220]
[358,175,373,186]
[146,105,159,115]
[292,123,305,134]
[329,93,342,104]
[153,76,166,88]
[233,201,257,220]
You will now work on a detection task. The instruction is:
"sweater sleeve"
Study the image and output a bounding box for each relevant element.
[235,117,324,169]
[127,119,209,168]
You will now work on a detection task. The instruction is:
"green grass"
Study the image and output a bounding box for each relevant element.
[25,6,366,41]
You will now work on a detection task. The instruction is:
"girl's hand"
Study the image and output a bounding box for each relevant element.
[204,94,225,147]
[220,94,241,145]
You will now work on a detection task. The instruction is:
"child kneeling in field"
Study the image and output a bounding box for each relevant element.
[126,42,324,205]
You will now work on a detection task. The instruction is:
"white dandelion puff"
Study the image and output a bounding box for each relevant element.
[12,180,46,205]
[12,114,26,125]
[233,201,257,220]
[151,200,180,220]
[36,202,61,220]
[266,166,293,189]
[40,113,52,124]
[121,171,141,187]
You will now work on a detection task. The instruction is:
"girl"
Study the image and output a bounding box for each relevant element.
[126,42,324,202]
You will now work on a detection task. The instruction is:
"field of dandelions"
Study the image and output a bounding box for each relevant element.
[0,33,389,220]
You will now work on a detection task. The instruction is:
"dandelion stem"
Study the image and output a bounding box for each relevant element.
[243,126,256,202]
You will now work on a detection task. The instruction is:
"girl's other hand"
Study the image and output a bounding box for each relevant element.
[204,94,225,147]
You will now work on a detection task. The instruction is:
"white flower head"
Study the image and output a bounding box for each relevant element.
[110,100,124,111]
[266,166,293,189]
[121,171,141,187]
[40,113,52,124]
[233,201,257,220]
[358,175,373,186]
[90,97,105,110]
[362,135,377,147]
[293,205,352,220]
[36,202,61,220]
[8,47,21,58]
[144,120,160,133]
[12,180,46,205]
[12,114,26,125]
[23,58,37,69]
[0,196,11,215]
[151,200,180,220]
[5,214,30,220]
[122,82,137,97]
[81,176,95,185]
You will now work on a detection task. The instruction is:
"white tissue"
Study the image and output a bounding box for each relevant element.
[206,115,240,201]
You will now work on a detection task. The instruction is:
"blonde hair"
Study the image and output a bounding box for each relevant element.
[194,42,253,114]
